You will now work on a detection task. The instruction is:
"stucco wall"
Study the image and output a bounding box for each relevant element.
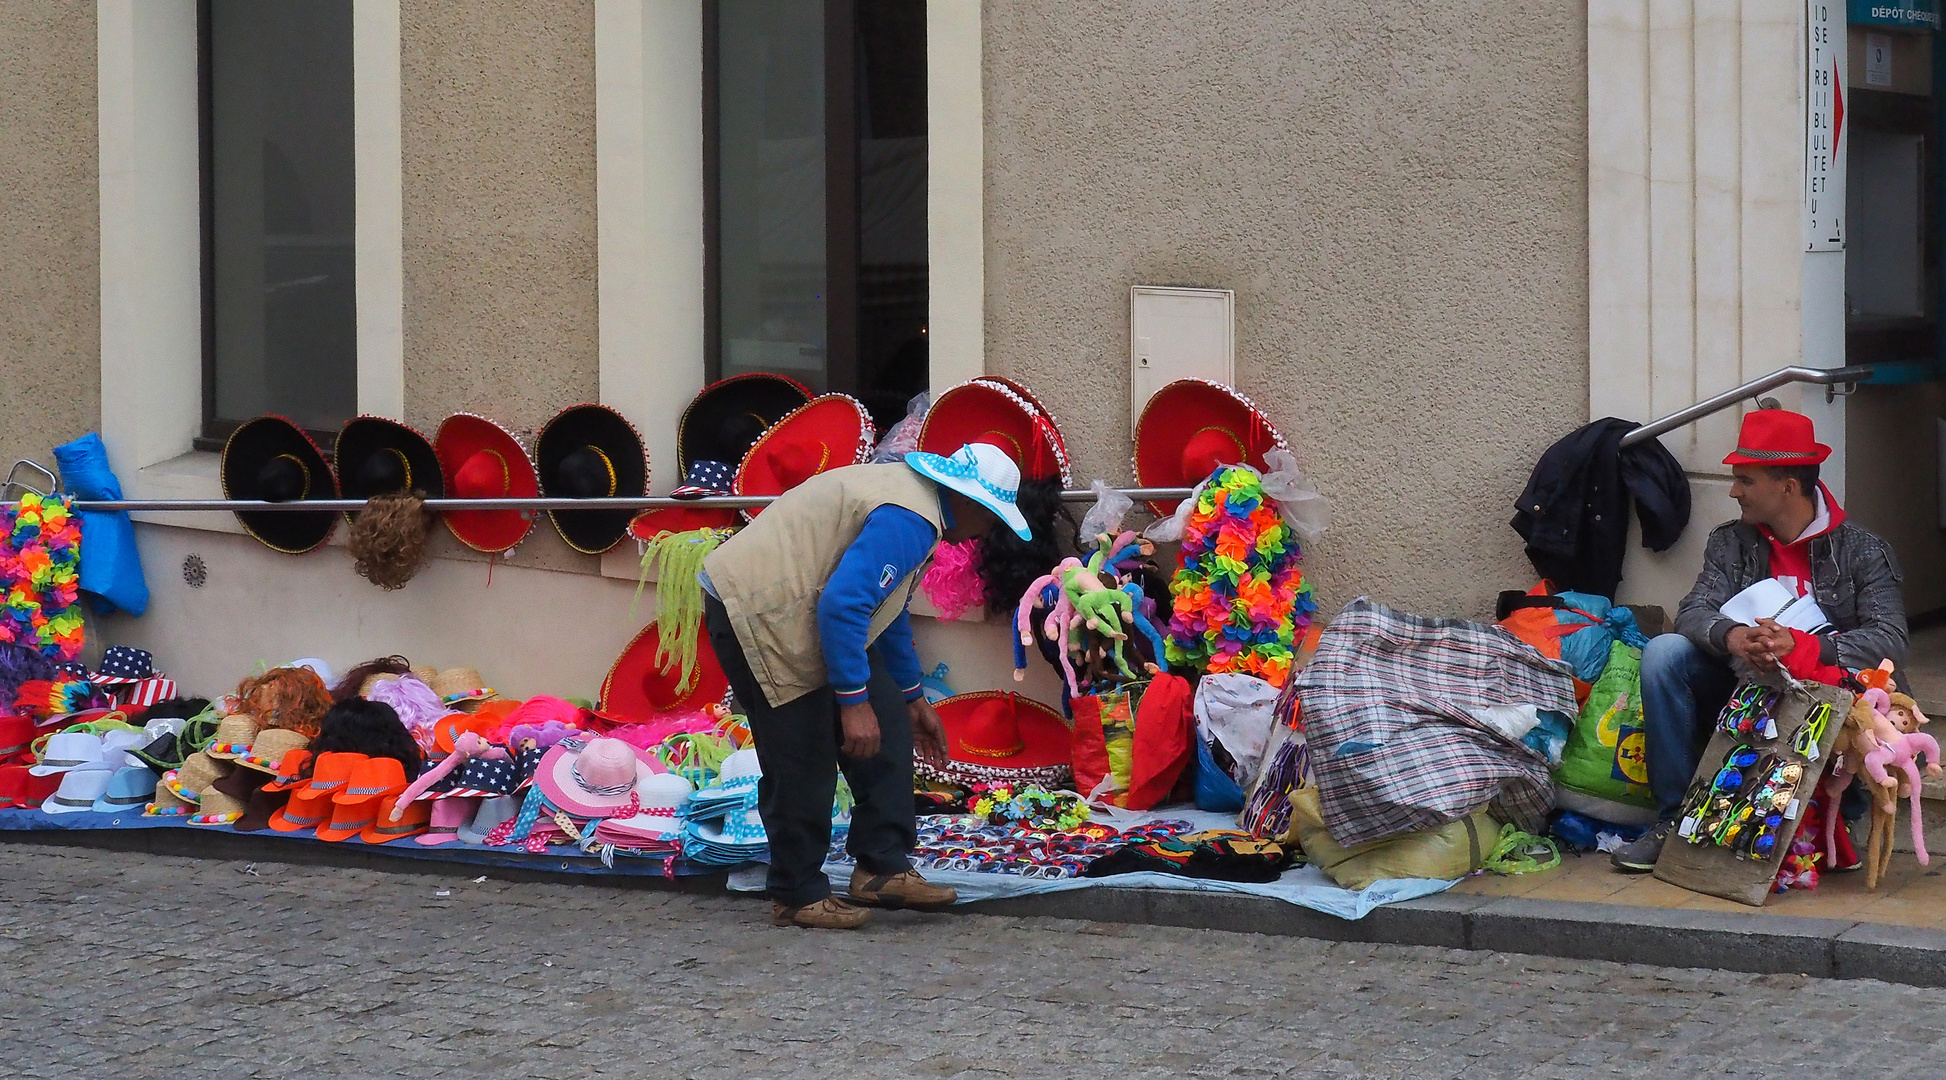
[399,1,599,437]
[982,1,1590,621]
[0,7,98,474]
[399,1,601,573]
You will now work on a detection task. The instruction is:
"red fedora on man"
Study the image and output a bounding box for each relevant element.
[1721,410,1831,468]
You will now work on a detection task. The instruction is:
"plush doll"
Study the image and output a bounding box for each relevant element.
[1859,687,1940,872]
[390,731,512,817]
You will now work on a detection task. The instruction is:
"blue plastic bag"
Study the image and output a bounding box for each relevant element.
[1192,735,1245,813]
[52,433,149,616]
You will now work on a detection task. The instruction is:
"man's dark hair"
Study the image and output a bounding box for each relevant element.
[1765,463,1820,500]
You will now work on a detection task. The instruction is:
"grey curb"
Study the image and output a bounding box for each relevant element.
[8,829,1942,986]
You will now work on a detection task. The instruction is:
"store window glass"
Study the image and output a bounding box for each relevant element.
[203,0,357,442]
[708,0,928,433]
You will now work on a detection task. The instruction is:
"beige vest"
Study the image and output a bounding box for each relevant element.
[704,463,943,706]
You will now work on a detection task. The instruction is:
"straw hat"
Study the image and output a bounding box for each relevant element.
[202,714,262,761]
[144,781,195,817]
[235,729,312,775]
[428,668,498,709]
[161,751,232,805]
[189,787,247,826]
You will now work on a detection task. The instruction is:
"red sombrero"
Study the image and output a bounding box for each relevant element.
[435,414,540,554]
[678,373,813,477]
[915,691,1073,789]
[732,394,877,519]
[973,376,1072,482]
[1133,379,1289,513]
[600,623,731,723]
[919,379,1070,484]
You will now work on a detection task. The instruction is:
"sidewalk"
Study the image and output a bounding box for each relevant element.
[9,821,1946,988]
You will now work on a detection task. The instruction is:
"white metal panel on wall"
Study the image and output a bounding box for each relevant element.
[1129,286,1234,434]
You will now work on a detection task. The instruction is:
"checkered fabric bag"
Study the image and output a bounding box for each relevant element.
[1292,598,1574,847]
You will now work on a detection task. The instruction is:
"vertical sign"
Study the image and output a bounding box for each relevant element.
[1804,2,1846,250]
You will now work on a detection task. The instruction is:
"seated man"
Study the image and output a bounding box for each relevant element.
[1611,409,1907,872]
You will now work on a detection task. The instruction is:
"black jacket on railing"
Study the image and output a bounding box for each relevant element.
[1511,417,1691,599]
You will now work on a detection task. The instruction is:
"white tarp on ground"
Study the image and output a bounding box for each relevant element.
[727,808,1458,920]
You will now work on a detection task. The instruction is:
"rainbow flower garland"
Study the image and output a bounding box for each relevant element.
[1164,465,1314,688]
[0,494,84,660]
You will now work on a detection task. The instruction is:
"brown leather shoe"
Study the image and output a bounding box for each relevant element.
[769,897,872,929]
[848,868,957,911]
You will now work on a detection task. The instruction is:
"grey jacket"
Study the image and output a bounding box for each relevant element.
[1675,519,1907,676]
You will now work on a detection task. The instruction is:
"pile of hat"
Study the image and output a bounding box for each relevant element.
[678,747,769,866]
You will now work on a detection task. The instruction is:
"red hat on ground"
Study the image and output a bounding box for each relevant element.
[919,379,1072,485]
[914,691,1073,789]
[1722,409,1831,468]
[732,394,877,519]
[435,414,541,554]
[1134,380,1289,512]
[600,623,732,723]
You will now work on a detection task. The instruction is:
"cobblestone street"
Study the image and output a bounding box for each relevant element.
[2,845,1944,1078]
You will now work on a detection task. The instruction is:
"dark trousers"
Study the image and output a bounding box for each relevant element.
[1641,634,1738,820]
[703,595,917,907]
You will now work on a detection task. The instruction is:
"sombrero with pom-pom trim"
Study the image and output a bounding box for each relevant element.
[732,394,877,519]
[221,416,341,554]
[919,379,1071,485]
[537,403,650,554]
[435,414,540,554]
[1133,379,1289,515]
[677,373,813,478]
[600,623,730,724]
[335,415,444,523]
[914,691,1073,789]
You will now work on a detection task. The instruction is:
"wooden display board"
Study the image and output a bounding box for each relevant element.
[1653,682,1852,906]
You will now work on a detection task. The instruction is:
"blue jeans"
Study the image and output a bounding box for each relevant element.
[1640,633,1737,820]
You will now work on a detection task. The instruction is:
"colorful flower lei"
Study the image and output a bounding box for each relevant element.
[0,494,83,660]
[968,782,1090,831]
[1164,465,1315,688]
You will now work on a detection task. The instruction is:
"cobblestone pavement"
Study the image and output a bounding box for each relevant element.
[5,844,1946,1079]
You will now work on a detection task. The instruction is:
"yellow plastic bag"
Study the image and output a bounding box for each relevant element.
[1288,786,1498,889]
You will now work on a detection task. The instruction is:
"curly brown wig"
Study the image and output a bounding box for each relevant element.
[348,492,435,590]
[236,666,334,738]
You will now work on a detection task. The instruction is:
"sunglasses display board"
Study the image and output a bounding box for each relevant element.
[1653,681,1852,906]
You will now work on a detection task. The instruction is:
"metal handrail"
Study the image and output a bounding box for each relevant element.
[1617,365,1874,448]
[65,487,1198,513]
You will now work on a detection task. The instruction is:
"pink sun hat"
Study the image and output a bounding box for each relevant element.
[536,735,662,818]
[415,794,481,846]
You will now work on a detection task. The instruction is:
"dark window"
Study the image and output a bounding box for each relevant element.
[706,0,927,433]
[200,0,357,445]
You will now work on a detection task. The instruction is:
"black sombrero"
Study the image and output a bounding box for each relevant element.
[334,416,444,522]
[220,416,341,554]
[536,404,650,554]
[677,374,813,477]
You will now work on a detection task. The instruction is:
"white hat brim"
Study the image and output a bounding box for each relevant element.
[904,453,1033,540]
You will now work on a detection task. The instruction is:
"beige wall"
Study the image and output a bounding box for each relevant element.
[399,1,600,438]
[0,7,98,476]
[982,1,1590,621]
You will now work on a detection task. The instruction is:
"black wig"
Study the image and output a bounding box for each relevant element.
[331,655,412,704]
[308,698,424,779]
[978,476,1073,617]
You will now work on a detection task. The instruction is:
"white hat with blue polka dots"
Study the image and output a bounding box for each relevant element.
[904,443,1032,540]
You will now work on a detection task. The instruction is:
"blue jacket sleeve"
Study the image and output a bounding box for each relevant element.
[817,505,938,706]
[874,607,927,704]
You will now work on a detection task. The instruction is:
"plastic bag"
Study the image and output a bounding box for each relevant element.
[1289,786,1498,889]
[1077,480,1133,548]
[870,391,930,463]
[1193,734,1245,812]
[1144,451,1332,547]
[53,433,149,617]
[1194,673,1281,785]
[1258,448,1331,545]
